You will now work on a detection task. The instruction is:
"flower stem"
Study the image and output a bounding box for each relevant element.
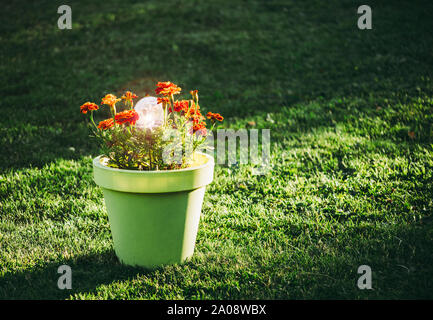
[111,104,117,124]
[90,111,97,129]
[163,104,167,128]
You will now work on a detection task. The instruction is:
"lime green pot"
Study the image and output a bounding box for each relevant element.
[93,153,214,268]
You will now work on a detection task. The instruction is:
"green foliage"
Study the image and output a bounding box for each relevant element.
[97,123,208,171]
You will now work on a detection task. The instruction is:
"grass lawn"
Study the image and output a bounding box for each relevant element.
[1,0,433,299]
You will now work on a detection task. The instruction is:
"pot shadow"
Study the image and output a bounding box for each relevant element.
[0,250,156,300]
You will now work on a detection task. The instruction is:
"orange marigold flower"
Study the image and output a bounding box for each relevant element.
[121,91,138,102]
[190,111,205,124]
[157,97,170,105]
[185,101,201,117]
[189,121,207,135]
[173,100,189,112]
[114,109,139,125]
[155,81,181,96]
[195,126,207,136]
[98,118,115,130]
[101,94,121,107]
[80,102,99,114]
[206,112,224,122]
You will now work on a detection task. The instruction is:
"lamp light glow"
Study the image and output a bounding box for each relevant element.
[134,97,164,129]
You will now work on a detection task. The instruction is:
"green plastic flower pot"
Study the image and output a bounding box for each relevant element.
[93,152,214,268]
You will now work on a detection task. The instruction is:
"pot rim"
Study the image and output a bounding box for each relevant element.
[93,152,215,193]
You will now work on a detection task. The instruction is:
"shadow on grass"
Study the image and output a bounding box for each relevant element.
[1,0,432,172]
[0,250,145,300]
